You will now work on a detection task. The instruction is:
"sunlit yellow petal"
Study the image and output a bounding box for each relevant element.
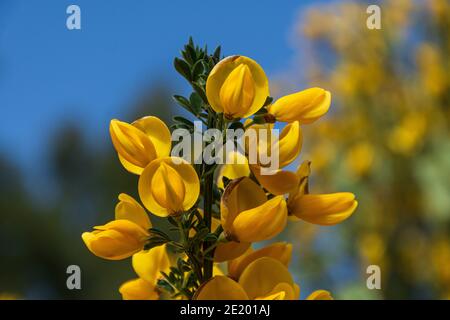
[132,116,171,159]
[228,242,292,280]
[250,164,300,196]
[139,157,200,217]
[278,121,303,168]
[306,290,333,300]
[289,192,357,225]
[110,119,157,169]
[239,257,294,300]
[132,245,170,283]
[232,196,287,242]
[214,240,251,263]
[220,177,267,233]
[82,220,149,260]
[217,151,250,189]
[206,55,269,119]
[115,193,151,230]
[268,88,331,124]
[119,278,158,300]
[194,276,249,300]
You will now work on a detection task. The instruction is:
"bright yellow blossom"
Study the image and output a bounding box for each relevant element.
[228,242,292,280]
[110,116,171,175]
[206,56,269,119]
[82,219,149,260]
[138,157,200,217]
[221,177,288,243]
[82,194,151,260]
[119,245,170,300]
[195,257,300,300]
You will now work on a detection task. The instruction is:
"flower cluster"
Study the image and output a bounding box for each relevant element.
[82,39,357,300]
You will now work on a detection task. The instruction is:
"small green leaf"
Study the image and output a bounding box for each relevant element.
[174,58,192,81]
[192,82,208,103]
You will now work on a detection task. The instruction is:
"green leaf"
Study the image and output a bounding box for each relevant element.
[144,228,172,250]
[174,58,192,81]
[192,82,208,103]
[263,96,274,107]
[189,92,203,114]
[213,46,221,63]
[228,121,244,130]
[192,60,205,80]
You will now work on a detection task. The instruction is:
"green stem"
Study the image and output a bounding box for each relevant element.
[202,110,216,280]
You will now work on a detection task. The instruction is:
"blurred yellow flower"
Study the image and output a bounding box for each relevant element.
[345,141,375,177]
[388,112,427,156]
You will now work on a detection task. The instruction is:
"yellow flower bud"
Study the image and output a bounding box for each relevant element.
[110,116,171,175]
[228,242,292,280]
[138,157,200,217]
[206,56,269,119]
[221,177,288,242]
[245,121,302,169]
[268,88,331,124]
[81,220,149,260]
[306,290,333,300]
[289,192,358,225]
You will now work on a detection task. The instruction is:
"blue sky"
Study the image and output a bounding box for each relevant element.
[0,0,322,176]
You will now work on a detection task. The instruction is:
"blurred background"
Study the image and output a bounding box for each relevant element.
[0,0,448,299]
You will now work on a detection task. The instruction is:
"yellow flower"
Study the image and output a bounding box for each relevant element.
[82,219,149,260]
[119,245,170,300]
[195,257,299,300]
[289,192,358,225]
[245,121,303,169]
[195,257,332,300]
[228,242,292,280]
[82,194,150,260]
[250,164,300,196]
[268,88,331,124]
[138,157,200,217]
[216,151,251,189]
[206,56,269,119]
[214,240,252,263]
[110,116,171,175]
[115,193,151,229]
[345,141,375,177]
[221,177,287,242]
[306,290,333,300]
